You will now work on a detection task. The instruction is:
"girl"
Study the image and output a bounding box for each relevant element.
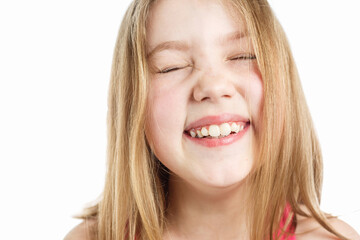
[65,0,359,239]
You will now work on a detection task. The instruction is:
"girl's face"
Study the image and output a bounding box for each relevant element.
[145,0,263,189]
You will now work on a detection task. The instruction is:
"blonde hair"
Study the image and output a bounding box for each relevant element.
[80,0,349,239]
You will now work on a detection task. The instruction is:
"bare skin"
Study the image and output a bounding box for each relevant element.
[296,212,360,240]
[64,210,360,240]
[64,218,96,240]
[161,176,249,240]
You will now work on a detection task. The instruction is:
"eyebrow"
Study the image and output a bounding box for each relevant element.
[146,30,247,59]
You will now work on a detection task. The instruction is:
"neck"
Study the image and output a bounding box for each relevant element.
[164,175,250,240]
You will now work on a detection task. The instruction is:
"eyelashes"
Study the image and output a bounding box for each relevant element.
[230,53,256,61]
[159,66,183,74]
[157,53,256,74]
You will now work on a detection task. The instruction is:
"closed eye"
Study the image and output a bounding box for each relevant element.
[230,54,256,61]
[158,64,193,74]
[158,66,182,74]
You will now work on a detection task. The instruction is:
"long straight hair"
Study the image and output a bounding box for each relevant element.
[80,0,349,239]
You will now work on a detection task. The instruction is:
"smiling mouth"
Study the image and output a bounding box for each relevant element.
[183,121,251,148]
[184,121,251,139]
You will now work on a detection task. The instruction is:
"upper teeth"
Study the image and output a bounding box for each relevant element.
[188,122,246,138]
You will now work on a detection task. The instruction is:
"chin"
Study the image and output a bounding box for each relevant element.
[196,165,252,190]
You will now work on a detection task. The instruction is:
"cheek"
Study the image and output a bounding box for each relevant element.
[145,81,187,152]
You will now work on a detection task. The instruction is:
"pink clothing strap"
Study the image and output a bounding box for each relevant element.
[277,203,296,240]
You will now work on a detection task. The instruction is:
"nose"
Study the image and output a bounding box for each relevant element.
[193,69,236,103]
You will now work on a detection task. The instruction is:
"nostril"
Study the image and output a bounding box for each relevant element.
[200,96,210,101]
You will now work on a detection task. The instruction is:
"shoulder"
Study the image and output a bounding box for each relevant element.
[295,206,360,240]
[64,218,97,240]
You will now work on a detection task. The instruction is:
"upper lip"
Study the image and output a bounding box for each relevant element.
[184,113,250,131]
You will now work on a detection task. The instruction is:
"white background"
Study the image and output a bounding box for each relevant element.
[0,0,359,239]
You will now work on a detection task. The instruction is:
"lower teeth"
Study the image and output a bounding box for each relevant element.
[203,132,235,139]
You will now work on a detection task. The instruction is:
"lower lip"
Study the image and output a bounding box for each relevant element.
[183,123,250,148]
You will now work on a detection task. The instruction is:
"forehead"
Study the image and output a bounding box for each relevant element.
[146,0,247,54]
